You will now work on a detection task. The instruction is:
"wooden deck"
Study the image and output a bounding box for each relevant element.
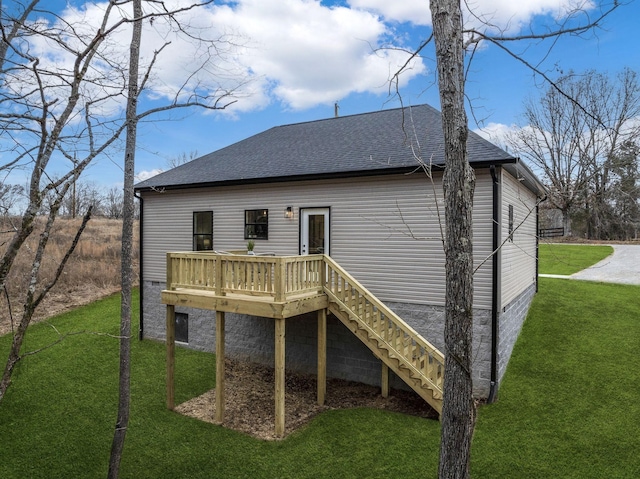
[162,252,444,438]
[162,288,328,318]
[163,252,328,317]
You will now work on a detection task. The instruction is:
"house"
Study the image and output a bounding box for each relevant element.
[135,104,545,426]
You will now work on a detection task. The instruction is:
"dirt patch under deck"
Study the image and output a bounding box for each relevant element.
[175,358,439,441]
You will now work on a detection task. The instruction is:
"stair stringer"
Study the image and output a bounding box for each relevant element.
[327,299,442,416]
[321,256,444,416]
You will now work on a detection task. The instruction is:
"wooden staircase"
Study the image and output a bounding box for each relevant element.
[323,256,444,416]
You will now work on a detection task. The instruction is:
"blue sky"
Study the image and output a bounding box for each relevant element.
[12,0,640,188]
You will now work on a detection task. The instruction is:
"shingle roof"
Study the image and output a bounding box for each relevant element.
[135,103,518,191]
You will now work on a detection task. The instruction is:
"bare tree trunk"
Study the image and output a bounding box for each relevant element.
[107,1,141,476]
[430,1,477,478]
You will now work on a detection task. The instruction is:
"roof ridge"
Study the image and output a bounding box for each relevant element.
[268,103,437,130]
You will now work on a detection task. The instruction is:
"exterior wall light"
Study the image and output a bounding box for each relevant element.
[284,206,293,219]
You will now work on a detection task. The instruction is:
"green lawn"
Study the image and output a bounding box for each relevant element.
[472,279,640,478]
[539,243,613,275]
[1,280,639,478]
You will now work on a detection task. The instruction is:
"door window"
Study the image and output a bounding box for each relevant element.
[300,208,330,255]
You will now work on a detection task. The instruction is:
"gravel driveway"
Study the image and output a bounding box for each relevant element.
[568,244,640,285]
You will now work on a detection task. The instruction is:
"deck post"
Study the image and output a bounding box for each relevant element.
[166,304,175,410]
[166,252,174,290]
[214,255,223,296]
[215,310,225,424]
[381,362,389,398]
[275,257,286,302]
[317,308,327,405]
[275,317,286,437]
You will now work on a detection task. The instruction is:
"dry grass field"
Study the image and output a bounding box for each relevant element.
[0,217,138,336]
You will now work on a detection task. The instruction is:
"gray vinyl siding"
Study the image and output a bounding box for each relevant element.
[472,170,495,309]
[141,172,495,309]
[500,168,538,308]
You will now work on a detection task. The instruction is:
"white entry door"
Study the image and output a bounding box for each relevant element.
[300,208,330,255]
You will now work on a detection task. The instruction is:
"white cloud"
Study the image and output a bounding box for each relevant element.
[23,0,426,115]
[463,0,596,34]
[18,0,599,119]
[348,0,595,34]
[135,169,163,182]
[209,0,426,110]
[474,122,517,150]
[347,0,432,25]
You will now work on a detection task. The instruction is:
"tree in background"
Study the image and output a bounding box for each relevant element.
[581,70,640,239]
[511,69,640,239]
[166,150,199,170]
[59,182,104,218]
[602,139,640,239]
[104,187,125,220]
[510,75,590,235]
[0,185,23,218]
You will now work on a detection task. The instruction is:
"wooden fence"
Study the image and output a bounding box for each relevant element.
[539,227,565,238]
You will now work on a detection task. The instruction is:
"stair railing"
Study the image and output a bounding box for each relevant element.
[322,255,444,395]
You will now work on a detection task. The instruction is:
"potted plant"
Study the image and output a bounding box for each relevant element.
[247,239,255,255]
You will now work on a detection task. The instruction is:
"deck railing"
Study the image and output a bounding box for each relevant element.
[166,252,325,301]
